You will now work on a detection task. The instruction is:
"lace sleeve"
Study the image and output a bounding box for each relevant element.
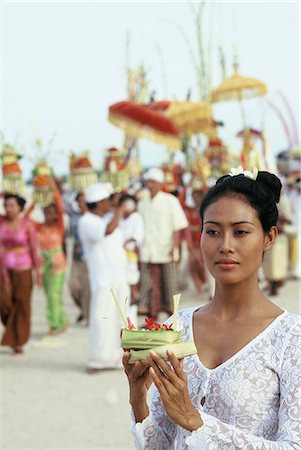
[130,311,193,449]
[186,321,301,450]
[131,384,177,450]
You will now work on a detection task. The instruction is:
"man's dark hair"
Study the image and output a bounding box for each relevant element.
[86,202,97,211]
[118,194,137,206]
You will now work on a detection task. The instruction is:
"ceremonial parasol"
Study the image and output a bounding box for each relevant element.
[210,72,267,126]
[108,101,181,150]
[236,128,263,139]
[108,100,217,150]
[163,101,213,136]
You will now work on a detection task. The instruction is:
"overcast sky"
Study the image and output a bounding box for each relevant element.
[1,0,299,179]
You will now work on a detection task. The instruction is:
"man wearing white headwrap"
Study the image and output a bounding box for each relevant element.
[78,183,129,372]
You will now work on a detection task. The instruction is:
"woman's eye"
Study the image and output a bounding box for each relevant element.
[206,229,219,235]
[235,230,249,235]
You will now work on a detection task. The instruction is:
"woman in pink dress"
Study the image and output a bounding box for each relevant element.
[0,194,42,354]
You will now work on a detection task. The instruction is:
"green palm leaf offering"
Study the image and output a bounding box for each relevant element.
[129,341,197,363]
[111,290,197,363]
[121,328,182,349]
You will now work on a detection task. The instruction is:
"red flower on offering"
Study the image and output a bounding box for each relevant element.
[144,318,173,331]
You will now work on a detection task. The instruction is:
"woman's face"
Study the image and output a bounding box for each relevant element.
[4,198,21,220]
[44,205,58,225]
[201,195,274,286]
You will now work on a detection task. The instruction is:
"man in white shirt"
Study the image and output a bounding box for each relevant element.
[78,183,129,372]
[138,168,188,319]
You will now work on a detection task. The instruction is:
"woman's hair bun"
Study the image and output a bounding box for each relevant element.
[256,171,282,203]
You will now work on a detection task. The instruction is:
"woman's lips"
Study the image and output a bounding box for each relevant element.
[215,260,239,270]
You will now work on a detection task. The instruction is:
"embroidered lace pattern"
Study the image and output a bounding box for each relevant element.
[131,307,301,449]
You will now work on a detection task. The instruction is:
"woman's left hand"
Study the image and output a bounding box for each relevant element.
[148,350,203,432]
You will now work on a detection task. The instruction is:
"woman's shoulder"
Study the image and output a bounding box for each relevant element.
[278,311,300,331]
[275,312,301,367]
[178,306,200,319]
[270,311,301,355]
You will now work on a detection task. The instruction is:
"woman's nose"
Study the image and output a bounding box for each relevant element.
[219,233,234,253]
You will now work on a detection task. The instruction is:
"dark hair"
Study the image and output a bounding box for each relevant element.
[4,193,26,211]
[76,192,84,202]
[199,171,282,233]
[43,203,57,212]
[87,202,97,211]
[118,193,137,206]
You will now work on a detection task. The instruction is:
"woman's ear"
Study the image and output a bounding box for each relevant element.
[263,226,278,253]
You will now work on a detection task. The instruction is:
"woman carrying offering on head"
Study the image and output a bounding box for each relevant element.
[123,167,300,449]
[34,179,69,336]
[0,194,42,354]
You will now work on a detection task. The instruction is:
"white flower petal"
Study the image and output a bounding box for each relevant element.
[229,165,258,181]
[229,166,244,177]
[243,170,253,179]
[252,166,258,180]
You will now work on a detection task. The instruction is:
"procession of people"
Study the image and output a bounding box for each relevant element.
[0,146,300,367]
[0,135,300,450]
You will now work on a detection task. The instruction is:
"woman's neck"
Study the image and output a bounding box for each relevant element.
[7,216,20,225]
[210,275,267,319]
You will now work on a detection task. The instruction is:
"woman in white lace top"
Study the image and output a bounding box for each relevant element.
[123,169,301,449]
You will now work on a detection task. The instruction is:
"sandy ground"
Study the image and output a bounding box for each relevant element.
[0,272,300,450]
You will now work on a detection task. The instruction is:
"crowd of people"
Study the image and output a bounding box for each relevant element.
[124,168,301,449]
[1,162,300,448]
[0,166,300,371]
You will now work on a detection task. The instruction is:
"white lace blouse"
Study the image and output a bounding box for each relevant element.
[131,307,301,449]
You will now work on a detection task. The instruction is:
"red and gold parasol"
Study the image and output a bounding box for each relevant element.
[108,100,217,150]
[108,101,181,150]
[236,128,263,139]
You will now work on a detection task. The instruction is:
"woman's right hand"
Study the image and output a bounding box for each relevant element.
[123,351,152,422]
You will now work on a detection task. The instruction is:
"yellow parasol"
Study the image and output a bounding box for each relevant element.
[164,101,213,136]
[210,72,267,126]
[211,72,267,102]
